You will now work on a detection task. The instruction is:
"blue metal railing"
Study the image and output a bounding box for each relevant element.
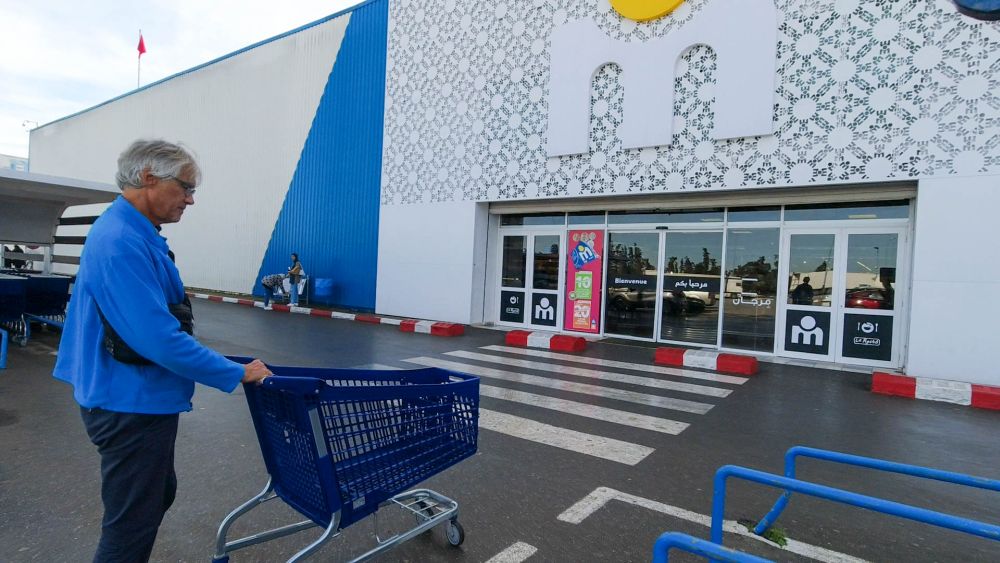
[754,446,1000,535]
[711,465,1000,550]
[652,532,772,563]
[0,327,7,369]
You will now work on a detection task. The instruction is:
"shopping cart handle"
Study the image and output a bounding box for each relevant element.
[250,375,324,394]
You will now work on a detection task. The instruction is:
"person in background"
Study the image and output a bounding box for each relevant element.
[261,273,285,310]
[791,276,815,305]
[287,252,303,306]
[53,139,272,563]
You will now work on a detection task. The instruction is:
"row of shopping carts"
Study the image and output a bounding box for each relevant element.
[0,271,71,368]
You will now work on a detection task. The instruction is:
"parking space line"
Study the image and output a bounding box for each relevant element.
[447,350,732,397]
[478,409,654,466]
[480,384,689,435]
[482,345,749,385]
[403,357,714,414]
[558,487,868,563]
[485,541,538,563]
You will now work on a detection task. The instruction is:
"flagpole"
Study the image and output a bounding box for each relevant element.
[137,29,141,89]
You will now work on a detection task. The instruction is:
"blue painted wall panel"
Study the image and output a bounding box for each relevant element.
[256,0,387,311]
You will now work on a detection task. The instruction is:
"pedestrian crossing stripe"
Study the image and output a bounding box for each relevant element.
[402,356,714,414]
[481,345,749,385]
[478,409,654,466]
[480,384,689,435]
[446,350,732,398]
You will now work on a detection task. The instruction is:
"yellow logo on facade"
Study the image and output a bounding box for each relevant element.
[610,0,685,22]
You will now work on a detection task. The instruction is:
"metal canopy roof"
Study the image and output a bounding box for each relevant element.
[0,168,118,244]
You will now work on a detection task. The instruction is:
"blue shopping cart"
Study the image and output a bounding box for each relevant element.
[213,359,479,562]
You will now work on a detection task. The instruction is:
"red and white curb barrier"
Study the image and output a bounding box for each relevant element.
[505,330,587,352]
[654,347,759,376]
[872,372,1000,411]
[187,293,465,337]
[399,319,465,337]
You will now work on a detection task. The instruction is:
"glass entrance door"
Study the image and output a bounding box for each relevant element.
[658,231,723,345]
[498,232,564,329]
[780,232,837,361]
[778,228,905,367]
[604,230,723,345]
[605,232,660,339]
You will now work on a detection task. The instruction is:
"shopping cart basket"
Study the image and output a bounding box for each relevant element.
[213,358,479,562]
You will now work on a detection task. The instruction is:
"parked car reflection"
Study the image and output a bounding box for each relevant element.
[608,287,710,316]
[845,287,893,310]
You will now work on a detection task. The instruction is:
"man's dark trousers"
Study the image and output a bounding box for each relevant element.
[81,407,179,563]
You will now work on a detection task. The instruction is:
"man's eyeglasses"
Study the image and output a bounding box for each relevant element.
[159,175,197,197]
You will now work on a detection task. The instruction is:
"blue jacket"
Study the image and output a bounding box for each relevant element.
[54,196,244,414]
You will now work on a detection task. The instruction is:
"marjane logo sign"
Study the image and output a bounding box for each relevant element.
[547,0,778,157]
[611,0,685,21]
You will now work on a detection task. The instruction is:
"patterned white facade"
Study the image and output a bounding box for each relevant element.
[381,0,999,204]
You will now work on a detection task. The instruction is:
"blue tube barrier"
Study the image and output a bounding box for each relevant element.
[0,327,7,369]
[754,446,1000,535]
[652,532,772,563]
[711,465,1000,550]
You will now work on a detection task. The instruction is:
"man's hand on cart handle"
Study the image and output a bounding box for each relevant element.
[241,359,273,385]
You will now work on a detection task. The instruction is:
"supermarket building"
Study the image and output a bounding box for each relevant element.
[25,0,1000,385]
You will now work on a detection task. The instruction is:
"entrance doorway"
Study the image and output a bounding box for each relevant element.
[498,232,564,330]
[604,230,723,346]
[778,227,906,367]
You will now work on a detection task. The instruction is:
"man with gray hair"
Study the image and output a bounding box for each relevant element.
[54,139,272,562]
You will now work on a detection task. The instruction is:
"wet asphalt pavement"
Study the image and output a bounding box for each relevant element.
[1,299,998,562]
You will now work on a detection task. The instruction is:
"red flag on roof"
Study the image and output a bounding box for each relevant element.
[137,33,146,57]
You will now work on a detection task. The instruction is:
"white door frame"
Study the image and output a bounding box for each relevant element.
[495,229,566,331]
[776,226,908,368]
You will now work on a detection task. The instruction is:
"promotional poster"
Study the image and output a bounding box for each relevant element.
[564,230,604,333]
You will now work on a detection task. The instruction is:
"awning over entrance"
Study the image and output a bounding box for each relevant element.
[0,169,118,244]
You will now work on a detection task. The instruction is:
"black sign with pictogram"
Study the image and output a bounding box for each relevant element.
[842,313,893,362]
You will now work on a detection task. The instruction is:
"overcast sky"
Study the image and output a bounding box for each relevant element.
[0,0,362,158]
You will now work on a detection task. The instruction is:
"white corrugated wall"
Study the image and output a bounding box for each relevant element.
[29,13,351,293]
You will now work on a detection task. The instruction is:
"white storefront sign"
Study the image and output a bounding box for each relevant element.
[547,0,778,157]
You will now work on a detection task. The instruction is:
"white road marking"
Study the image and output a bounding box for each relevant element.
[478,409,653,466]
[558,487,868,563]
[480,384,689,435]
[486,542,538,563]
[482,345,749,385]
[403,357,713,414]
[447,350,731,398]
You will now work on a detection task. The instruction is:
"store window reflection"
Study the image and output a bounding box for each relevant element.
[845,233,897,310]
[787,234,835,307]
[722,229,779,353]
[660,232,722,345]
[533,235,560,290]
[605,233,659,339]
[502,236,526,288]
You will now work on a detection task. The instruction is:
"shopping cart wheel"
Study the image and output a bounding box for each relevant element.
[446,520,465,546]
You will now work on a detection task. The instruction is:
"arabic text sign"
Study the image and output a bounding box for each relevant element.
[663,275,721,294]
